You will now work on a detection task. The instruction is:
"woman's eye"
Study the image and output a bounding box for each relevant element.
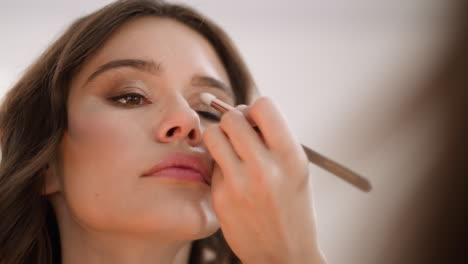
[109,93,150,106]
[197,111,221,121]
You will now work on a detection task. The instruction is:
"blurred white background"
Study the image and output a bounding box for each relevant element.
[0,0,463,263]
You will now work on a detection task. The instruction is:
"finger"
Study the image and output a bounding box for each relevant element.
[219,109,267,162]
[235,104,256,126]
[210,164,224,195]
[248,97,299,153]
[235,104,247,110]
[203,125,241,175]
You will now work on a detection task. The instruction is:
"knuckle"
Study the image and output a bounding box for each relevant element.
[278,149,310,188]
[252,96,273,112]
[247,157,274,181]
[250,96,276,120]
[220,109,242,129]
[287,152,309,175]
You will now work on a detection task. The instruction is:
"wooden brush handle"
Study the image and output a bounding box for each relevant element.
[302,145,372,192]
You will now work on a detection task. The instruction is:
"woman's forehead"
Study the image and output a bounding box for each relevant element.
[76,17,232,90]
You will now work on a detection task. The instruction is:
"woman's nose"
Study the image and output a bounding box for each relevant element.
[155,102,202,146]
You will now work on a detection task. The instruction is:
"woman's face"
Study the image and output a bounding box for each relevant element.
[50,17,234,240]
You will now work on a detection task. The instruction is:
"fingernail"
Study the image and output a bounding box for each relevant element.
[235,104,248,116]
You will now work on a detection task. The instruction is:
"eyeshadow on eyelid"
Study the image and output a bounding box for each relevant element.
[199,92,233,105]
[219,95,235,105]
[94,74,235,104]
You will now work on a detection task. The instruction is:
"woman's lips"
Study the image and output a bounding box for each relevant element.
[145,167,206,183]
[142,152,211,185]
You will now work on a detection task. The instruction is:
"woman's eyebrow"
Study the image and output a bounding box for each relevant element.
[83,58,233,96]
[84,59,161,86]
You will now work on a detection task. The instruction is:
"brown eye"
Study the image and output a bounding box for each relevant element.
[109,93,150,106]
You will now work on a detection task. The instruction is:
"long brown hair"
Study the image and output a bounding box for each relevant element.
[0,0,255,263]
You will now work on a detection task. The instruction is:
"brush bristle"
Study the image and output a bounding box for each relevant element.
[200,92,216,105]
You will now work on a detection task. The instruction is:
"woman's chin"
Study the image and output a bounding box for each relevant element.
[126,203,219,240]
[166,207,220,240]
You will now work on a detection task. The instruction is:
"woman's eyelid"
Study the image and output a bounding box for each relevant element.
[211,93,235,106]
[117,79,151,95]
[107,84,233,111]
[112,86,151,101]
[192,102,221,116]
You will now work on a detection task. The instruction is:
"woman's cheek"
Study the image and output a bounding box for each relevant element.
[59,104,144,229]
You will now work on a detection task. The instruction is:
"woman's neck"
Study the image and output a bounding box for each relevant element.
[59,229,193,264]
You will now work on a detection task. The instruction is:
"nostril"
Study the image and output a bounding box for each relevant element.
[188,129,196,139]
[167,127,178,137]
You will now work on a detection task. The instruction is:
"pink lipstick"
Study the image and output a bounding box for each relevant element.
[142,153,211,185]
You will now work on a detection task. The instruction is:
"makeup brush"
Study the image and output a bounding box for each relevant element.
[200,92,372,192]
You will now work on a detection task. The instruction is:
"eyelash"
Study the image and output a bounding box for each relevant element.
[197,111,220,121]
[108,92,221,121]
[109,92,150,106]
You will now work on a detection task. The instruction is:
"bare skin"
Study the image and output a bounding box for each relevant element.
[205,101,326,264]
[44,16,325,264]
